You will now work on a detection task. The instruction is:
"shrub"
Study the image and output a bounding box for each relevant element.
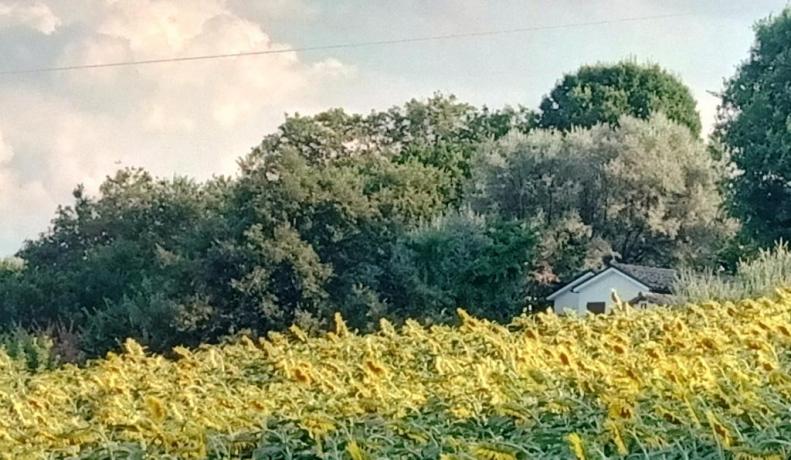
[389,210,537,322]
[674,241,791,303]
[0,327,57,372]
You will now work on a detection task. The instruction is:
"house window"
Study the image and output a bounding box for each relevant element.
[586,302,606,314]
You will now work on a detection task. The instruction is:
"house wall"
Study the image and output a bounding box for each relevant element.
[553,270,647,315]
[553,291,579,314]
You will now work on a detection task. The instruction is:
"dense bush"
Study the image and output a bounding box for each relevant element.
[389,211,537,323]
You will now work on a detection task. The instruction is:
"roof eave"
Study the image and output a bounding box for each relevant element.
[546,271,594,300]
[564,266,651,294]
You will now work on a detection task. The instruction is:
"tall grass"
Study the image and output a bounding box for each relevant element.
[674,242,791,303]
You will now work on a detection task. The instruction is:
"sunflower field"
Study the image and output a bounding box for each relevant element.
[3,291,791,459]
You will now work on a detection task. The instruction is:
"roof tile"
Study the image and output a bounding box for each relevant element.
[609,262,677,294]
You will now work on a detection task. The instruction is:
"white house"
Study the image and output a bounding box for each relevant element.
[547,262,676,315]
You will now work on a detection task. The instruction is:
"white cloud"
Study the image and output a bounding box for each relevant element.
[56,0,347,132]
[311,58,358,79]
[695,90,721,137]
[0,131,12,164]
[0,1,61,34]
[0,129,56,249]
[228,0,319,22]
[0,0,355,254]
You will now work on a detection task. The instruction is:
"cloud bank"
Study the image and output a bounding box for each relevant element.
[0,0,354,253]
[0,1,60,34]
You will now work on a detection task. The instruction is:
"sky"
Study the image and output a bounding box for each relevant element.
[0,0,788,256]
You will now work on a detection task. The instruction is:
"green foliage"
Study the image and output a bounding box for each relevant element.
[716,8,791,246]
[0,140,453,356]
[77,406,791,459]
[79,411,597,459]
[539,61,702,136]
[227,150,450,334]
[0,92,740,358]
[390,211,537,323]
[8,168,225,329]
[387,96,534,202]
[80,281,192,356]
[674,242,791,303]
[0,257,24,272]
[0,168,230,353]
[0,328,57,372]
[251,94,535,205]
[0,257,27,325]
[470,114,735,283]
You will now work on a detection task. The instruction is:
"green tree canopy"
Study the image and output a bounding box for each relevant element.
[716,8,791,246]
[389,211,537,323]
[251,94,534,205]
[0,146,452,355]
[470,114,734,284]
[10,169,225,328]
[538,61,701,136]
[0,92,735,359]
[225,148,450,334]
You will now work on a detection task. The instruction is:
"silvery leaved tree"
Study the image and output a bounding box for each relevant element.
[469,114,736,286]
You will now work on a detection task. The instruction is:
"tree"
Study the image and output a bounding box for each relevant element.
[539,61,701,136]
[389,211,537,323]
[11,169,222,326]
[469,114,735,284]
[251,94,535,205]
[716,8,791,246]
[226,149,450,333]
[0,257,27,328]
[385,95,534,202]
[0,169,230,353]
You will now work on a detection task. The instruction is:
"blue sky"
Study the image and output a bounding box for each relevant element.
[0,0,788,255]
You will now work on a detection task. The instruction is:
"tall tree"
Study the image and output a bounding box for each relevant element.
[251,94,534,205]
[716,8,791,246]
[225,149,450,334]
[469,115,735,284]
[10,169,222,328]
[539,61,701,136]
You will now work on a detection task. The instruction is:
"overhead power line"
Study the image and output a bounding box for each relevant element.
[0,12,690,76]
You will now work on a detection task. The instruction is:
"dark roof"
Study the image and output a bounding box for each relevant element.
[629,292,676,305]
[609,262,677,294]
[547,261,679,301]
